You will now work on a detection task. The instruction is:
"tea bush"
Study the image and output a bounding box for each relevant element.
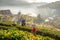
[0,29,54,40]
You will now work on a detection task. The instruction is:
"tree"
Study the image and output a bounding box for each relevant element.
[21,18,26,26]
[34,14,43,24]
[16,12,21,24]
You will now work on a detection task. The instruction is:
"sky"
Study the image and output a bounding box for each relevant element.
[0,0,60,17]
[16,0,59,3]
[24,0,59,3]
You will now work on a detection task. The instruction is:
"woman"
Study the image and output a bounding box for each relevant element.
[31,23,36,34]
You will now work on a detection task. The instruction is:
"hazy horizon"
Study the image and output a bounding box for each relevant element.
[0,0,60,17]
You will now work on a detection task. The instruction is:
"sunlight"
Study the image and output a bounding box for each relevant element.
[25,0,59,3]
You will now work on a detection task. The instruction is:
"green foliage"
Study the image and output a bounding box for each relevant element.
[0,22,60,40]
[0,30,54,40]
[34,14,44,24]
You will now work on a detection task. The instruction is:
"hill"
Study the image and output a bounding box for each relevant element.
[37,1,60,29]
[0,9,12,16]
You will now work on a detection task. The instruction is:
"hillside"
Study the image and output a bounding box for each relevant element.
[0,21,60,40]
[37,1,60,29]
[38,1,60,17]
[0,10,12,16]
